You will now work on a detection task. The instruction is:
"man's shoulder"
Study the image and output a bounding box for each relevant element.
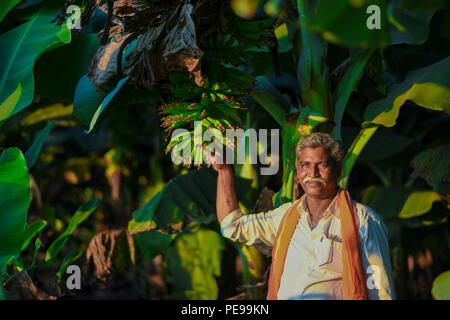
[271,200,295,214]
[353,201,385,227]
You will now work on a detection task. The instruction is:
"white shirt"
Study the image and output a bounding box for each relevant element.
[220,196,396,300]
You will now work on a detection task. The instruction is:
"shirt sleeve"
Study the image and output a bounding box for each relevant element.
[220,202,293,252]
[356,203,397,300]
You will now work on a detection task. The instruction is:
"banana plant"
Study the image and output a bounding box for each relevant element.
[247,0,450,204]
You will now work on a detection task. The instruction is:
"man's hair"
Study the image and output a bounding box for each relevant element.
[296,132,344,167]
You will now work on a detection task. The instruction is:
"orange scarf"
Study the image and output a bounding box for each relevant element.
[266,188,368,300]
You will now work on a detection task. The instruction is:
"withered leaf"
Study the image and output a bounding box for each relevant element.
[89,34,131,92]
[162,3,204,87]
[86,229,135,281]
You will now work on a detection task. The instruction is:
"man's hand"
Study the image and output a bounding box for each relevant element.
[204,149,238,224]
[203,148,229,172]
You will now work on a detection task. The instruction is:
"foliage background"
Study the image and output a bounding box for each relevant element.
[0,0,449,300]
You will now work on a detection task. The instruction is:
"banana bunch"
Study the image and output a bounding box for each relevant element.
[161,73,247,164]
[228,15,275,48]
[201,33,246,67]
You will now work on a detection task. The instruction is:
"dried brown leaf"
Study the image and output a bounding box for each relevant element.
[86,229,135,281]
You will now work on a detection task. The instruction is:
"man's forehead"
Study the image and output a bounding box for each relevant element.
[298,146,331,161]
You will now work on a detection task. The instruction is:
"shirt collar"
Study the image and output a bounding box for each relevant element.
[299,193,339,219]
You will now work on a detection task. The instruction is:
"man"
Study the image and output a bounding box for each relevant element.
[212,132,396,300]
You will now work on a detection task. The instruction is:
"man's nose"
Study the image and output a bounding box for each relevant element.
[309,164,320,177]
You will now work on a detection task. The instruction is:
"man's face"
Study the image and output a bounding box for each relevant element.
[296,146,339,199]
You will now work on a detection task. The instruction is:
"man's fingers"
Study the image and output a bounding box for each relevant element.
[202,148,224,165]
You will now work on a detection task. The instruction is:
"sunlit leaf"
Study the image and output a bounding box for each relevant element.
[163,228,224,299]
[361,185,410,219]
[364,57,450,127]
[431,271,450,300]
[21,103,73,126]
[398,191,442,219]
[361,186,443,220]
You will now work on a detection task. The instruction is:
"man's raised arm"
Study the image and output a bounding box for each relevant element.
[214,164,238,224]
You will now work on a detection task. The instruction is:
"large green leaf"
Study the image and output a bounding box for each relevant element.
[411,145,450,194]
[44,197,99,266]
[128,168,252,233]
[251,76,288,127]
[73,74,161,129]
[87,76,130,133]
[294,0,331,118]
[387,0,446,45]
[431,270,450,300]
[341,126,413,162]
[361,185,442,219]
[0,148,30,274]
[303,0,444,47]
[0,0,22,23]
[73,74,105,127]
[398,190,442,219]
[34,34,101,102]
[364,57,450,127]
[134,229,174,260]
[0,8,71,122]
[332,49,374,141]
[163,228,224,300]
[361,185,410,219]
[274,116,301,206]
[24,122,54,169]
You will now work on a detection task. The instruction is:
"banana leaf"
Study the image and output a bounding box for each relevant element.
[44,197,99,266]
[0,8,71,122]
[302,0,444,48]
[163,227,224,300]
[0,148,30,275]
[128,167,252,233]
[364,57,450,127]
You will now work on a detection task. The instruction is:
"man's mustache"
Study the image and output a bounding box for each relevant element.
[303,177,326,184]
